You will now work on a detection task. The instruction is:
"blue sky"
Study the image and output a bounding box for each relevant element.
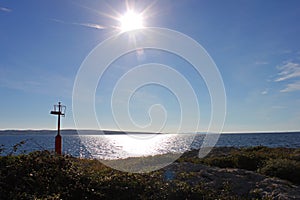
[1,0,300,132]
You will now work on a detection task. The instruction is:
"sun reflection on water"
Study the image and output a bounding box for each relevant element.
[80,134,196,160]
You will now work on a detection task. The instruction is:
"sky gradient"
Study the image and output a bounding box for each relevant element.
[1,0,300,132]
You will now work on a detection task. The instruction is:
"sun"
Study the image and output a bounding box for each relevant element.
[119,10,144,32]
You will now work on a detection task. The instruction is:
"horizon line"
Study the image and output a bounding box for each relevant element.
[0,129,300,134]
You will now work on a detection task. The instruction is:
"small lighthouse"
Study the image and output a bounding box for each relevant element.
[50,102,66,155]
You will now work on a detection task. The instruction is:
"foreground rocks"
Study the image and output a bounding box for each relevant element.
[163,162,300,199]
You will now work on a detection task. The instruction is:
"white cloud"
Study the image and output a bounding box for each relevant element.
[280,81,300,92]
[0,6,11,12]
[275,62,300,82]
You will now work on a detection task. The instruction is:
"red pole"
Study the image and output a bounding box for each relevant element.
[55,134,62,155]
[55,102,62,155]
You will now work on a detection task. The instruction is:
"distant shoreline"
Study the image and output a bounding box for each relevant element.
[0,129,300,135]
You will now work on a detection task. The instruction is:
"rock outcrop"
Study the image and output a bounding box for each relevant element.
[163,162,300,199]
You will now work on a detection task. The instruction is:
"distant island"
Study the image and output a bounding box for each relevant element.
[0,129,162,135]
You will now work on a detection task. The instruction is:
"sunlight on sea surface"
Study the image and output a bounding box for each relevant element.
[80,134,195,159]
[1,131,300,159]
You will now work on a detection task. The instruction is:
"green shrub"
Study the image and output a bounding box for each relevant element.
[0,151,103,199]
[259,158,300,184]
[201,151,266,171]
[203,156,236,168]
[233,153,264,171]
[1,147,299,199]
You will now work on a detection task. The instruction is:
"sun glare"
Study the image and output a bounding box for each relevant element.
[119,10,144,32]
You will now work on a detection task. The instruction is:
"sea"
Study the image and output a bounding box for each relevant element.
[1,130,300,160]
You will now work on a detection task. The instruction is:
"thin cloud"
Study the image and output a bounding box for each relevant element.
[278,49,292,55]
[272,105,286,109]
[72,22,105,30]
[280,81,300,92]
[274,61,300,93]
[0,6,11,12]
[0,66,73,97]
[255,61,269,65]
[261,89,268,95]
[275,62,300,82]
[50,18,105,30]
[50,18,65,23]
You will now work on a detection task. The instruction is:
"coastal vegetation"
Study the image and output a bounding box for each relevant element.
[178,146,300,184]
[0,146,299,199]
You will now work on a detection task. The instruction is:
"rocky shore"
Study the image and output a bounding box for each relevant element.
[163,162,299,199]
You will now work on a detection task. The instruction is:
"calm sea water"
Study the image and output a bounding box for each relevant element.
[1,130,300,159]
